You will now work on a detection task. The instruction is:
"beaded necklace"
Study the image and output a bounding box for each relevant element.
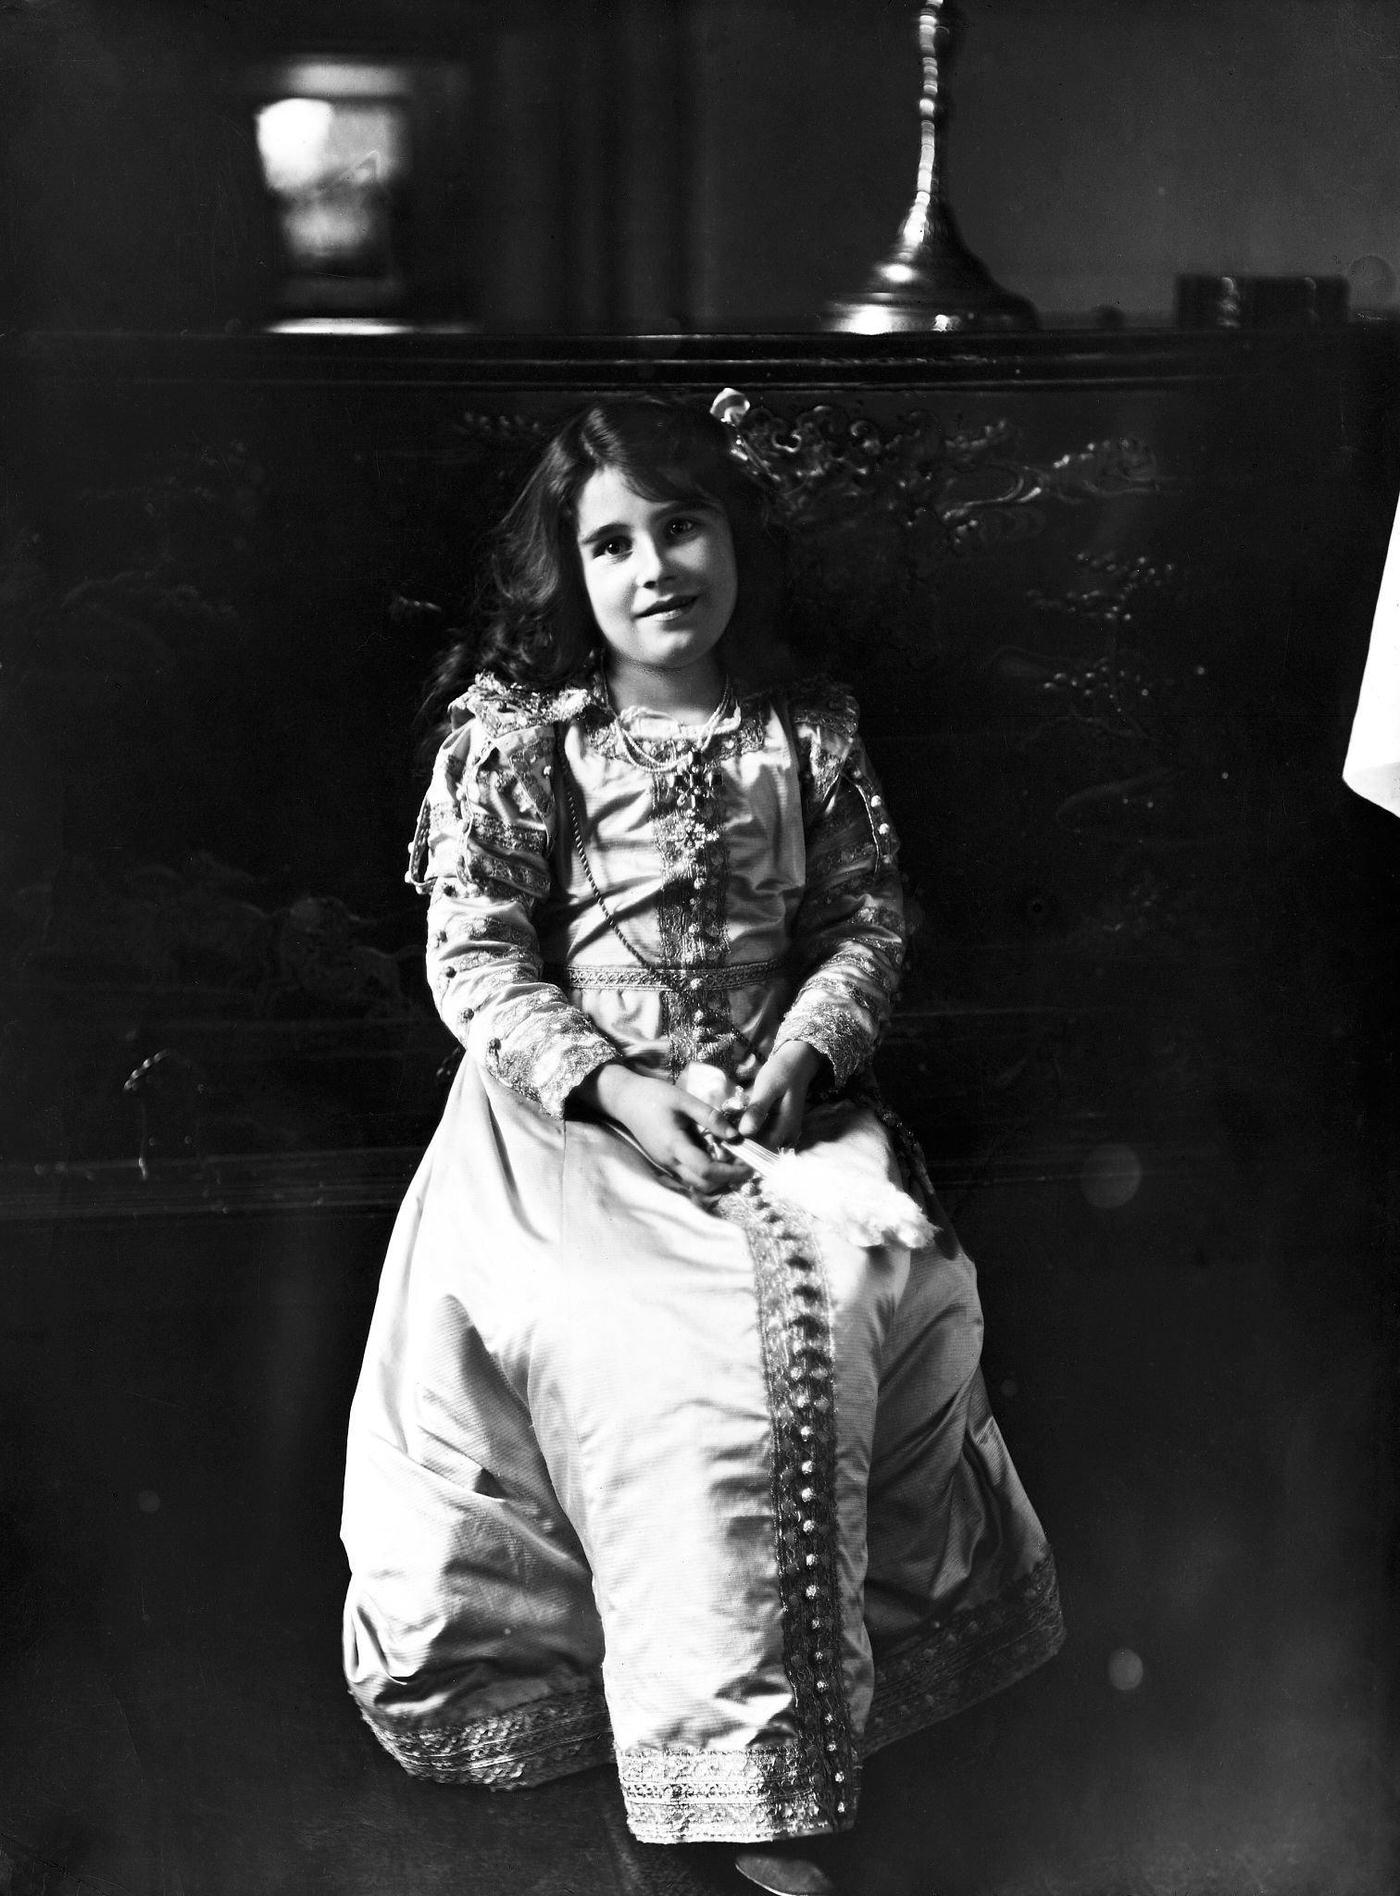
[605,675,736,777]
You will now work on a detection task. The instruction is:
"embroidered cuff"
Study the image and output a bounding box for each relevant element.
[774,998,876,1089]
[479,1011,618,1120]
[537,1034,618,1120]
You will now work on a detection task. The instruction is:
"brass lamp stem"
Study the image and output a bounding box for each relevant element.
[900,0,948,254]
[825,0,1035,334]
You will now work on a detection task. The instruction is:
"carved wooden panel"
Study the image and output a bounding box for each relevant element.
[1,331,1395,1211]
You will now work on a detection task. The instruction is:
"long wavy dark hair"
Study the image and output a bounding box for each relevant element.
[420,398,796,737]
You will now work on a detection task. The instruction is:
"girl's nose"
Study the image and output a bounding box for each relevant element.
[634,533,673,584]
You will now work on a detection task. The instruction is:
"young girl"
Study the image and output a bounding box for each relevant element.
[341,397,1063,1894]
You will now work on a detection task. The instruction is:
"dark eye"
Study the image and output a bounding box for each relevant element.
[666,514,700,539]
[594,535,630,559]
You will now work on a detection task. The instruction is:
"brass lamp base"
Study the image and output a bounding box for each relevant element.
[825,211,1036,335]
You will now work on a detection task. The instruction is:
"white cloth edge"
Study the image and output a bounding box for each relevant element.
[1344,488,1400,818]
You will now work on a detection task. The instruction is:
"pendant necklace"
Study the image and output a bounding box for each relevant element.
[607,678,735,883]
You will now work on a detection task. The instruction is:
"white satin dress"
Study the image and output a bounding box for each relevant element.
[341,668,1064,1844]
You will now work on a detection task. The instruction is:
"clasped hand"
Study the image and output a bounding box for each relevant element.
[573,1042,827,1194]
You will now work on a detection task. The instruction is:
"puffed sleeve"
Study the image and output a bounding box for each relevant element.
[772,680,907,1088]
[406,688,618,1118]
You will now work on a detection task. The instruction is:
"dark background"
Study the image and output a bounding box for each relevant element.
[1,4,1397,1894]
[4,0,1400,335]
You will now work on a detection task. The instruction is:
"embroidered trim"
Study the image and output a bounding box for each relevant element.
[804,835,892,883]
[854,897,906,934]
[535,1033,618,1120]
[617,1741,832,1845]
[477,1005,615,1119]
[715,1183,860,1836]
[653,752,735,1077]
[439,947,513,979]
[862,1554,1067,1757]
[357,1683,614,1788]
[475,750,554,823]
[455,849,552,903]
[585,698,770,773]
[546,956,786,992]
[775,997,875,1089]
[467,807,550,856]
[491,989,560,1040]
[789,942,900,999]
[459,670,597,737]
[443,714,559,825]
[483,1036,544,1106]
[786,676,860,753]
[437,913,540,954]
[465,667,771,757]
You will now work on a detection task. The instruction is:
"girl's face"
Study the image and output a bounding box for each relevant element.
[574,466,737,685]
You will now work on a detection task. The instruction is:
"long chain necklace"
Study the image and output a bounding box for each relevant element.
[555,730,766,1070]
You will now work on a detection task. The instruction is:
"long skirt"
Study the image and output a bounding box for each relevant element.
[341,1060,1064,1844]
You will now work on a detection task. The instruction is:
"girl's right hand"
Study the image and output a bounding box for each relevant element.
[574,1063,747,1194]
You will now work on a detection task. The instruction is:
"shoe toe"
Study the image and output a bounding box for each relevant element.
[733,1845,839,1896]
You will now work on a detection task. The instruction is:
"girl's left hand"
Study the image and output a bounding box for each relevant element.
[737,1041,829,1150]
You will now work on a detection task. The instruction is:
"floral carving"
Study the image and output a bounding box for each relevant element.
[731,402,1167,552]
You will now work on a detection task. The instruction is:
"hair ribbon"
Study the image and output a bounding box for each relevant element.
[710,386,773,486]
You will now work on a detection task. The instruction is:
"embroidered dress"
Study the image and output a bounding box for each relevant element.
[341,670,1064,1844]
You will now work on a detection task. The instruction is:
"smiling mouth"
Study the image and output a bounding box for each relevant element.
[637,595,699,619]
